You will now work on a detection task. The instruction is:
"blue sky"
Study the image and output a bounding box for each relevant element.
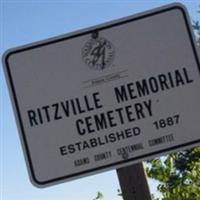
[1,0,199,200]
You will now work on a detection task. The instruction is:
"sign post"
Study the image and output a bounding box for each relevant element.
[117,163,152,200]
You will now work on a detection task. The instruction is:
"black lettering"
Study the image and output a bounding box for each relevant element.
[183,68,193,83]
[175,70,185,86]
[70,99,77,115]
[37,108,43,124]
[114,85,128,103]
[61,101,69,117]
[168,72,175,88]
[136,80,149,97]
[127,83,137,99]
[134,103,145,119]
[116,131,125,140]
[108,133,117,142]
[115,107,125,124]
[90,138,98,147]
[85,116,95,133]
[27,110,38,126]
[75,98,86,114]
[107,110,117,127]
[42,106,50,122]
[60,146,67,155]
[75,142,82,151]
[93,92,103,109]
[68,144,76,154]
[84,96,94,111]
[143,100,152,116]
[94,113,108,131]
[133,127,141,136]
[82,141,90,149]
[149,77,159,93]
[158,74,169,90]
[76,119,86,136]
[124,128,132,138]
[52,103,62,120]
[125,105,135,122]
[97,137,106,145]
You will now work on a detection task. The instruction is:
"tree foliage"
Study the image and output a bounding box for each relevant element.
[146,147,200,200]
[93,192,104,200]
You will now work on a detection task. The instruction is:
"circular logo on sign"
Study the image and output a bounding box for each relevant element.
[82,37,115,70]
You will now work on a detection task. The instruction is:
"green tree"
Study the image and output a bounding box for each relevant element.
[146,8,200,200]
[93,192,104,200]
[146,147,200,200]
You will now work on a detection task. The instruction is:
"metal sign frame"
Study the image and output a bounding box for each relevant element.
[3,3,200,187]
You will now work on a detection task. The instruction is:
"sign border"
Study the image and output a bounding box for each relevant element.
[3,3,200,187]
